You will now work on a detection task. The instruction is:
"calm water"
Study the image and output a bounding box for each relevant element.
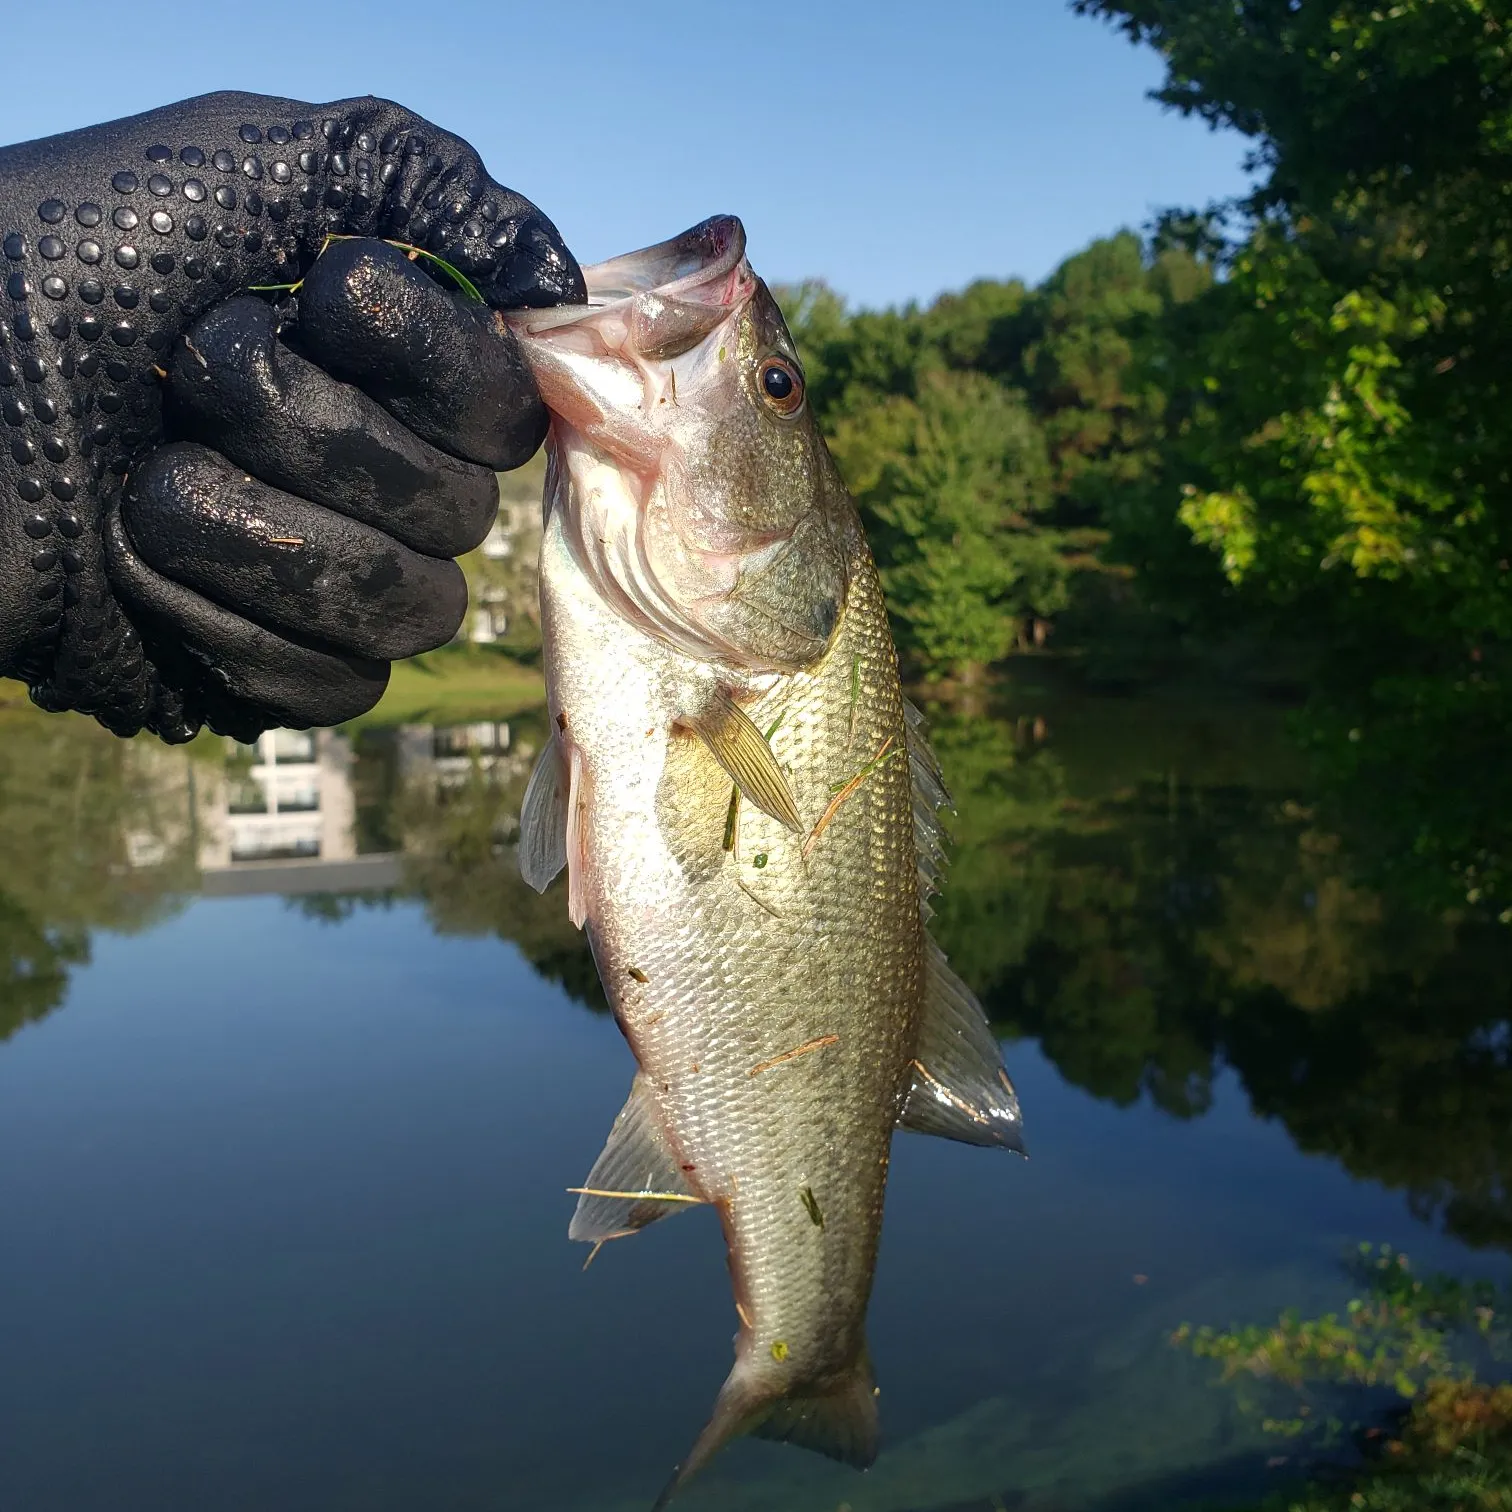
[1,678,1508,1512]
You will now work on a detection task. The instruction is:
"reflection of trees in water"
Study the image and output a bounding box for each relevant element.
[1224,938,1512,1249]
[367,696,1512,1253]
[5,691,1511,1252]
[351,716,606,1013]
[1302,675,1512,923]
[0,706,196,1041]
[926,703,1512,1251]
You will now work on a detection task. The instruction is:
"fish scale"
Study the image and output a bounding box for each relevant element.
[508,214,1024,1505]
[546,508,919,1291]
[542,503,917,1481]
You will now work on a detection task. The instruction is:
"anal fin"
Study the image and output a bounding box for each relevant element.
[685,689,801,832]
[899,939,1025,1152]
[569,1075,701,1245]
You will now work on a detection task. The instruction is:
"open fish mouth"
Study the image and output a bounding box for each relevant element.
[585,214,747,303]
[507,215,754,337]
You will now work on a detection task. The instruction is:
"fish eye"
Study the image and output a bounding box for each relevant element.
[758,356,805,417]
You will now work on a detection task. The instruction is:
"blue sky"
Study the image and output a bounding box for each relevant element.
[0,1,1252,310]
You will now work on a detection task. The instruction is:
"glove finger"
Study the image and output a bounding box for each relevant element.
[294,238,548,471]
[166,296,502,557]
[308,97,584,308]
[103,506,389,731]
[120,442,468,661]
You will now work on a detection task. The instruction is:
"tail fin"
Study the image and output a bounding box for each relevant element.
[651,1350,878,1509]
[751,1350,879,1465]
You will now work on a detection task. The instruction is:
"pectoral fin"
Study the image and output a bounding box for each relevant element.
[569,1075,702,1245]
[898,940,1025,1152]
[518,734,568,893]
[685,690,801,832]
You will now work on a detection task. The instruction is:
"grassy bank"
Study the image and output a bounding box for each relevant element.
[344,644,544,730]
[1,644,545,735]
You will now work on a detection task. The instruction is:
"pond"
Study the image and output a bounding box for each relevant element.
[1,674,1508,1512]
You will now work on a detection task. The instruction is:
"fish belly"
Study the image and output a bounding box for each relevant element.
[540,507,922,1382]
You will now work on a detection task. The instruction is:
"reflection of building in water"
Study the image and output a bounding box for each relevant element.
[194,729,396,897]
[202,729,355,867]
[393,720,531,791]
[123,721,531,898]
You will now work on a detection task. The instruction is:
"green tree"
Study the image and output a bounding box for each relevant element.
[1022,231,1203,514]
[1075,0,1512,912]
[1074,0,1512,640]
[829,371,1066,680]
[914,276,1033,379]
[779,237,1215,682]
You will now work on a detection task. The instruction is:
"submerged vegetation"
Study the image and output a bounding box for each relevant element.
[1179,1246,1512,1510]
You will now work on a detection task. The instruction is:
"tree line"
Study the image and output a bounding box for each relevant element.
[774,0,1510,921]
[778,229,1207,684]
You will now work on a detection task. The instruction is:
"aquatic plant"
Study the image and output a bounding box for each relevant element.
[1178,1244,1512,1509]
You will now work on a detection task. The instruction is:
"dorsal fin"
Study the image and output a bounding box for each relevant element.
[905,698,951,919]
[569,1076,703,1245]
[899,941,1025,1150]
[899,700,1026,1153]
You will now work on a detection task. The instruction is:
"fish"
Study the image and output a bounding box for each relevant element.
[505,216,1024,1505]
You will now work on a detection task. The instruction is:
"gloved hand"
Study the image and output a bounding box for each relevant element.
[0,91,582,741]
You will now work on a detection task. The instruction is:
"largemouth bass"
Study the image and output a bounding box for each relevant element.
[507,216,1023,1505]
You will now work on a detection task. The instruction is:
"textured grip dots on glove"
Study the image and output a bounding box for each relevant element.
[0,91,581,739]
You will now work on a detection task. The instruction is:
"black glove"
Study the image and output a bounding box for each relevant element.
[0,91,583,741]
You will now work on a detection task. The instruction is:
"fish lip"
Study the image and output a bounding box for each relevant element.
[504,215,750,333]
[586,214,747,302]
